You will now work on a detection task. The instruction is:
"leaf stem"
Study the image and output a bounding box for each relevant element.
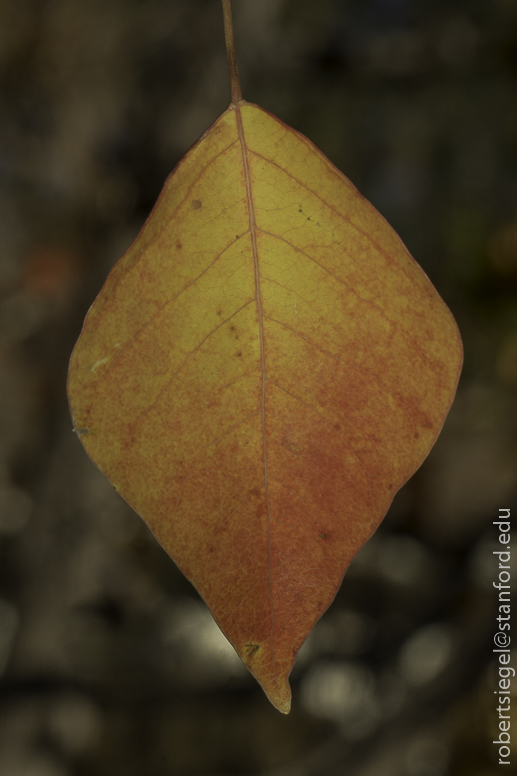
[222,0,242,105]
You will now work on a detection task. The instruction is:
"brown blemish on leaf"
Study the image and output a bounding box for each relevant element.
[245,643,260,657]
[282,436,301,455]
[192,199,202,209]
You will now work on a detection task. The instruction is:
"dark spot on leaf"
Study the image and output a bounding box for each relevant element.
[320,533,326,539]
[237,351,242,357]
[299,208,302,213]
[192,199,202,209]
[245,642,260,656]
[176,240,182,250]
[230,325,235,331]
[78,427,89,435]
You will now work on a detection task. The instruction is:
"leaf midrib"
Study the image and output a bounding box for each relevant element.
[235,103,278,693]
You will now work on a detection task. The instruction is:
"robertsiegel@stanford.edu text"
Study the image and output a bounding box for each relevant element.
[493,508,512,766]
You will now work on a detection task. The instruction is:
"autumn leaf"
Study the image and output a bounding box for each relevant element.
[67,3,462,714]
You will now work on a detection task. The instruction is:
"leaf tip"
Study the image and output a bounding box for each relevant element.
[241,642,292,713]
[276,696,291,715]
[264,676,292,715]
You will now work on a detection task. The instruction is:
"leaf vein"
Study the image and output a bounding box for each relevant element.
[268,380,374,504]
[167,411,262,521]
[237,107,280,699]
[264,314,415,438]
[258,227,430,366]
[86,235,251,427]
[146,138,240,258]
[126,300,256,443]
[249,147,412,276]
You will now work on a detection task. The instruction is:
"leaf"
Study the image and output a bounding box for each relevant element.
[67,100,462,714]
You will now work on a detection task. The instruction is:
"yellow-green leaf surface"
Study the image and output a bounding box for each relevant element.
[68,101,462,713]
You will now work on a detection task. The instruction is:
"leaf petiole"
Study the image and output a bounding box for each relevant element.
[222,0,242,105]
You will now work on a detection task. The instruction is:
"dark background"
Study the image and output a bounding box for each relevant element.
[0,0,516,774]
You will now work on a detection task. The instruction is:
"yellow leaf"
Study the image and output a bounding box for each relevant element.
[68,99,462,714]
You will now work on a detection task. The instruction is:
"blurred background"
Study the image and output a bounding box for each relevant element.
[0,0,516,774]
